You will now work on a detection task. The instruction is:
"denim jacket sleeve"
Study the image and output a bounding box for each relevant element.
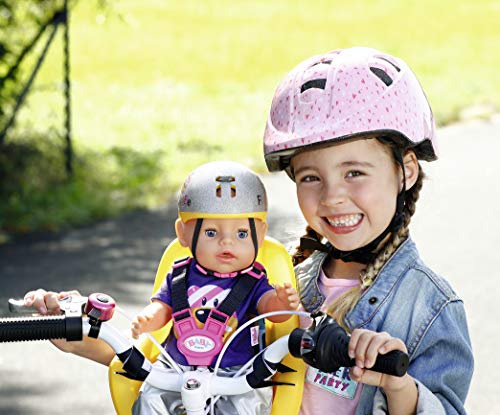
[410,299,472,414]
[346,239,473,415]
[370,298,473,415]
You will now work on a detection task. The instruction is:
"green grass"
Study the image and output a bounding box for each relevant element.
[22,0,500,148]
[4,0,499,232]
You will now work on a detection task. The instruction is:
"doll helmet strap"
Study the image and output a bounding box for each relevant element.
[263,46,437,175]
[189,217,259,267]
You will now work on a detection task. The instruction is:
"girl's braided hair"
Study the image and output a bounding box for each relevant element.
[291,141,425,330]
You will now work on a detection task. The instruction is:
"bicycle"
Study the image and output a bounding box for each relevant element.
[1,291,409,415]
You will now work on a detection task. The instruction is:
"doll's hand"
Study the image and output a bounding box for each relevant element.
[275,282,300,310]
[348,329,413,392]
[131,313,154,339]
[24,288,81,315]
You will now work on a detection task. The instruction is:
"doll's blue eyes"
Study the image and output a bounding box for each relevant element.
[204,229,248,239]
[237,230,248,239]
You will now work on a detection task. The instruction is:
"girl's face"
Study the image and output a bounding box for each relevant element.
[291,138,402,252]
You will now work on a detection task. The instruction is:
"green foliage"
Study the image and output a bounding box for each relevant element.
[1,0,499,234]
[0,134,166,233]
[0,0,66,125]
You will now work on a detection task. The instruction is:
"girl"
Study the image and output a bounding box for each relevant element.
[262,46,473,414]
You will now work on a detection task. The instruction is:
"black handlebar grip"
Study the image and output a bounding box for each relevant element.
[0,316,68,342]
[366,350,409,377]
[313,320,410,377]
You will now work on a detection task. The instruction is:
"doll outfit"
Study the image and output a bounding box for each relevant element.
[132,258,274,415]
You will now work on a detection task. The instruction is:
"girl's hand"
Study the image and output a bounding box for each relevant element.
[24,288,81,315]
[348,329,418,413]
[348,328,412,392]
[22,288,113,359]
[275,282,300,310]
[131,313,154,339]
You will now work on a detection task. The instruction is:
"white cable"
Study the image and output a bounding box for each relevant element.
[212,309,309,374]
[115,305,312,414]
[116,305,183,375]
[208,310,310,414]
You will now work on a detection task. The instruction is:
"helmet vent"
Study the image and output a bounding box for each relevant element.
[300,78,326,93]
[377,56,401,72]
[215,176,236,198]
[311,60,332,67]
[369,67,393,86]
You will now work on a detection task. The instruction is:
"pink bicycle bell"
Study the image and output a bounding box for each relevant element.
[84,293,116,321]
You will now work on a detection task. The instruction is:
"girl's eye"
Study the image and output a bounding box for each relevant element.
[237,230,248,239]
[205,229,217,238]
[298,175,319,183]
[346,170,363,178]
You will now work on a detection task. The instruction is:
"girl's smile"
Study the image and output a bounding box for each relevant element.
[291,138,401,252]
[323,213,364,234]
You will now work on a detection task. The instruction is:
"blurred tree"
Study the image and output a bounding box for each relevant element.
[0,0,128,236]
[0,0,69,141]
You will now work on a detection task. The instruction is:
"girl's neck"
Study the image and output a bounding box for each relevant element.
[323,256,365,280]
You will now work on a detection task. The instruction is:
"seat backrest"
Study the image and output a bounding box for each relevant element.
[109,236,305,414]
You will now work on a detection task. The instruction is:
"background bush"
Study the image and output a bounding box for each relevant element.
[0,133,165,233]
[1,0,498,235]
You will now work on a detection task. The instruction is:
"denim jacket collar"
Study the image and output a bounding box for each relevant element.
[295,237,419,328]
[345,237,418,329]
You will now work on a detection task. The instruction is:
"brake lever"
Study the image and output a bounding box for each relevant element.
[8,294,88,316]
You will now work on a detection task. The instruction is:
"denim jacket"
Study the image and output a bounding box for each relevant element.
[294,237,473,415]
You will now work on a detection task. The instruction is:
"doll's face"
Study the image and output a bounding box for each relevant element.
[176,217,267,273]
[291,138,418,252]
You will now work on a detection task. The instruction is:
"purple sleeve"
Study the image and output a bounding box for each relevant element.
[247,269,274,315]
[151,270,173,306]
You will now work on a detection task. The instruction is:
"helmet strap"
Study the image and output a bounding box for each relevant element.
[300,150,406,265]
[191,218,204,258]
[248,218,259,261]
[190,217,259,268]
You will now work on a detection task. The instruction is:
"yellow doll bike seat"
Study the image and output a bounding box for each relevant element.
[108,235,306,414]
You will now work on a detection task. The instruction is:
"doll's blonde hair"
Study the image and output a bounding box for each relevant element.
[291,147,425,331]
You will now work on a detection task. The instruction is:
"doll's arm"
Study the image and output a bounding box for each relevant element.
[131,300,172,339]
[257,282,300,323]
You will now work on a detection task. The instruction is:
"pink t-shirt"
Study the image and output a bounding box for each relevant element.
[299,269,362,415]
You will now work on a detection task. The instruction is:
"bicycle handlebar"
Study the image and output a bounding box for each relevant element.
[0,293,410,414]
[288,313,409,377]
[0,315,77,342]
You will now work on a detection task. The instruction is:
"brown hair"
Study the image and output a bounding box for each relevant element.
[291,149,425,330]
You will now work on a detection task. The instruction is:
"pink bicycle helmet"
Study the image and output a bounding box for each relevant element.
[263,47,437,173]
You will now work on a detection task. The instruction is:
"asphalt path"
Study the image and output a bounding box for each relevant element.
[0,116,499,414]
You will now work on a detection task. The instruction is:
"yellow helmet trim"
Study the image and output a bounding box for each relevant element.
[179,211,267,223]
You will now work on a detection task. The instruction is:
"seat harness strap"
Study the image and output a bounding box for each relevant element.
[170,257,265,366]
